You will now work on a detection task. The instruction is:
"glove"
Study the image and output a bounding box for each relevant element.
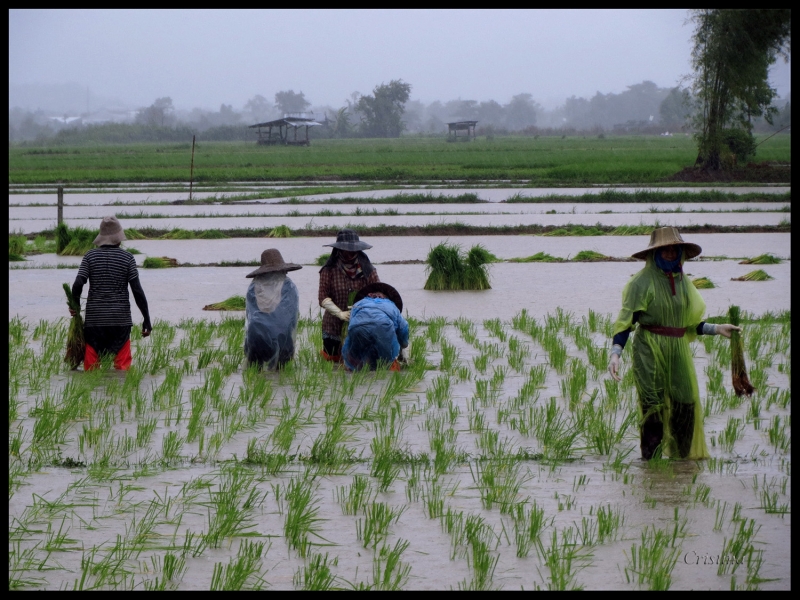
[608,354,621,381]
[321,297,350,322]
[399,346,409,363]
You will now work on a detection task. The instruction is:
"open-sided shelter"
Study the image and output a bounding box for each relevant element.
[447,121,478,141]
[249,116,322,146]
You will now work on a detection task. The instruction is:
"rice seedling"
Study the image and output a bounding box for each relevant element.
[293,552,341,591]
[718,416,744,452]
[739,253,782,264]
[369,538,412,591]
[58,226,96,256]
[571,250,610,261]
[356,502,405,549]
[160,228,195,239]
[692,276,715,289]
[142,256,178,268]
[728,306,754,397]
[539,528,592,591]
[766,415,790,453]
[204,464,265,549]
[198,229,229,239]
[560,358,588,408]
[424,242,492,290]
[209,539,268,590]
[624,524,682,590]
[509,251,564,262]
[142,552,187,591]
[283,474,325,557]
[512,500,550,558]
[315,253,331,266]
[267,224,293,238]
[202,295,246,311]
[731,269,774,281]
[9,233,27,257]
[61,282,85,370]
[717,518,760,576]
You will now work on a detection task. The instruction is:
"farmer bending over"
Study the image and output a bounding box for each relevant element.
[342,282,409,372]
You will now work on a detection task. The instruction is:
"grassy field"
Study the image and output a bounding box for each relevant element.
[8,134,791,186]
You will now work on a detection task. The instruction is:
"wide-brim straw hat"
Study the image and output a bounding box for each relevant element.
[324,228,372,251]
[354,282,403,313]
[93,215,126,246]
[246,248,303,277]
[632,226,702,260]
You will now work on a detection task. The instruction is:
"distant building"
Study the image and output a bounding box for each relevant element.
[447,121,478,141]
[249,116,322,146]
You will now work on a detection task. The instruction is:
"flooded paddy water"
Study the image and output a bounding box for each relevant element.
[8,186,791,590]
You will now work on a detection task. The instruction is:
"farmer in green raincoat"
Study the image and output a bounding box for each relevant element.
[608,227,741,460]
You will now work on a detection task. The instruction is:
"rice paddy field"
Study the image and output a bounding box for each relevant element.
[7,140,791,590]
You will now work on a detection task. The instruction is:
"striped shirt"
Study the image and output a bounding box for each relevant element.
[76,247,139,327]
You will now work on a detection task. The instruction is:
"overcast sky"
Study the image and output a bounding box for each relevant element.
[9,9,791,113]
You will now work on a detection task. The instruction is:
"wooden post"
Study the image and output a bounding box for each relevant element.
[57,186,64,226]
[189,135,196,202]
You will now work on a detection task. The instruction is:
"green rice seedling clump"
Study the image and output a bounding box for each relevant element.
[267,225,293,238]
[203,296,246,311]
[62,282,85,369]
[728,305,754,397]
[739,254,782,265]
[316,253,331,266]
[424,242,492,290]
[572,250,610,261]
[732,270,774,281]
[59,226,97,256]
[692,277,715,289]
[124,228,148,239]
[9,234,27,256]
[509,252,564,262]
[142,256,179,268]
[198,229,229,239]
[161,228,196,239]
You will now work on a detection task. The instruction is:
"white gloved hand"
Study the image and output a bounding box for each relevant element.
[400,346,409,363]
[608,354,621,381]
[321,297,351,322]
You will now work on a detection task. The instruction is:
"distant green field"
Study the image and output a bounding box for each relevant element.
[8,134,791,186]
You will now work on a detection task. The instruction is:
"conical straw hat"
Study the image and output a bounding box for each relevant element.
[632,227,702,260]
[245,248,302,277]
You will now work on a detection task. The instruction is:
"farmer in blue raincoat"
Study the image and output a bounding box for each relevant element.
[243,249,303,370]
[342,282,409,372]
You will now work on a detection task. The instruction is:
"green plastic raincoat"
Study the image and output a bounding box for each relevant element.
[613,253,710,459]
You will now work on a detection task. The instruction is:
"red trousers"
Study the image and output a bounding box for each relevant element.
[84,340,132,371]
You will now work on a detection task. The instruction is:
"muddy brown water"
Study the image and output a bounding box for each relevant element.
[8,190,790,590]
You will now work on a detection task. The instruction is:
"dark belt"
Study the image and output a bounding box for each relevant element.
[640,324,686,338]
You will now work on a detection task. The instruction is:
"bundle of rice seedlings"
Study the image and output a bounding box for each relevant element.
[424,242,466,290]
[55,223,71,254]
[692,277,715,289]
[739,254,782,265]
[316,253,331,266]
[509,252,564,263]
[142,256,179,268]
[59,227,97,256]
[62,282,85,369]
[572,250,610,261]
[9,234,27,257]
[124,228,148,240]
[8,253,26,262]
[267,225,293,238]
[202,295,246,311]
[728,305,754,397]
[341,290,358,341]
[124,247,141,255]
[731,269,774,281]
[161,228,195,240]
[465,244,492,290]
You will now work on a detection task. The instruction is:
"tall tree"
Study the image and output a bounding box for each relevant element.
[504,93,539,131]
[136,97,174,127]
[356,80,412,138]
[689,9,790,169]
[274,90,311,116]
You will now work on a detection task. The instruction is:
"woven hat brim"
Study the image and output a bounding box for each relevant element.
[632,242,702,260]
[354,282,403,313]
[325,241,372,251]
[94,231,126,246]
[245,263,303,278]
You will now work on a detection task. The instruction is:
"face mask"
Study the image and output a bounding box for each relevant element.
[654,246,683,273]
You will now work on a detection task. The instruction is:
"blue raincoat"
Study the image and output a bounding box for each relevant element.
[244,276,299,370]
[342,297,409,371]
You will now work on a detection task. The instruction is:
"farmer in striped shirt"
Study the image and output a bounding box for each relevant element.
[70,216,152,370]
[318,229,380,361]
